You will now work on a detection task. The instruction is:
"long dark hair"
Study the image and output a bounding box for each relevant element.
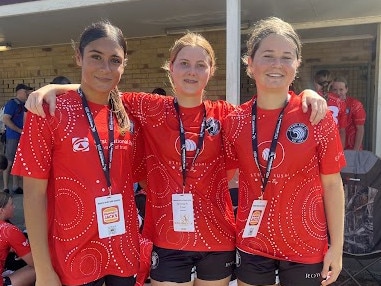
[74,20,130,134]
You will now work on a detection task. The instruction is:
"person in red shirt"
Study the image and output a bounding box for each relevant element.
[313,69,347,146]
[24,33,328,286]
[223,17,345,286]
[331,76,366,150]
[0,192,35,286]
[11,20,144,286]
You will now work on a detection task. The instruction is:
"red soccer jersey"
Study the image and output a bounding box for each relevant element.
[319,91,347,129]
[223,92,346,264]
[0,221,31,286]
[12,91,143,285]
[122,92,236,252]
[344,96,366,149]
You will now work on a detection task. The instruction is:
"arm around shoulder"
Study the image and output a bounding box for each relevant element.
[299,89,327,125]
[26,84,80,117]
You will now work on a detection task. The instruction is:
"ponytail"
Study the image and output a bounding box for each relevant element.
[109,88,130,135]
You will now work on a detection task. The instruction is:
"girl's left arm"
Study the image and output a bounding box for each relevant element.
[320,172,345,286]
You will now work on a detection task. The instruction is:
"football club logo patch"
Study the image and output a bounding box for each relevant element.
[206,117,221,136]
[286,123,308,144]
[72,137,90,152]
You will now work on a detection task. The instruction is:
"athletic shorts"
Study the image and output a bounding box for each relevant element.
[72,275,135,286]
[150,245,235,283]
[5,138,19,162]
[236,249,324,286]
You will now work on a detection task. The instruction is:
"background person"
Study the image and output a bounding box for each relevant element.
[313,69,347,146]
[331,76,366,150]
[2,84,33,194]
[0,192,35,286]
[49,76,71,85]
[151,87,166,96]
[223,17,345,286]
[12,20,144,286]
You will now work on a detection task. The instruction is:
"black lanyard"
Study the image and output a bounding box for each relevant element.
[251,98,289,198]
[78,88,114,194]
[173,98,207,191]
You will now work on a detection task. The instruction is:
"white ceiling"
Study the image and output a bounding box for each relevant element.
[0,0,381,49]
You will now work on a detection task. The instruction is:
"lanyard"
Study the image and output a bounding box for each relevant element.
[78,88,115,194]
[251,98,289,198]
[173,98,207,192]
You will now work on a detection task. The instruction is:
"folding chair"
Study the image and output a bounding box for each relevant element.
[338,150,381,285]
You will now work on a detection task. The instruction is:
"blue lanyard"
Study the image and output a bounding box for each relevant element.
[251,98,289,198]
[78,88,114,194]
[173,98,207,192]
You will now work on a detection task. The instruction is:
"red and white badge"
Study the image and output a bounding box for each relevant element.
[242,199,267,238]
[95,194,126,238]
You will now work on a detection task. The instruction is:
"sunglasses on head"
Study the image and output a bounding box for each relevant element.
[317,81,331,86]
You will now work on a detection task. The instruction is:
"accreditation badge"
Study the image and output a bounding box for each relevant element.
[95,194,126,238]
[242,199,267,238]
[172,193,195,232]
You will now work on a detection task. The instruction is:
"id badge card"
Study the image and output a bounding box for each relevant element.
[95,194,126,239]
[172,193,195,232]
[242,199,267,238]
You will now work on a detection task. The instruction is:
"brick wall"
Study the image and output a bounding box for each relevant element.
[0,31,228,106]
[299,39,374,94]
[0,32,375,149]
[0,32,374,106]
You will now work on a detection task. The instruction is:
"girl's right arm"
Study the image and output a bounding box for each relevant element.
[23,177,62,286]
[26,84,80,117]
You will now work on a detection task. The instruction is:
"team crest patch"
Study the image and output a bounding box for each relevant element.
[286,123,308,144]
[72,137,90,152]
[206,117,221,136]
[151,251,159,269]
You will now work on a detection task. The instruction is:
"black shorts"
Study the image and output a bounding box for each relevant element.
[150,245,235,283]
[78,275,135,286]
[236,249,324,286]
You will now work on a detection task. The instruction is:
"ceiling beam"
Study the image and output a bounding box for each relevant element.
[301,34,374,43]
[292,15,381,30]
[0,0,140,17]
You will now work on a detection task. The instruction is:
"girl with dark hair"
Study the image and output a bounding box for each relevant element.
[12,20,144,286]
